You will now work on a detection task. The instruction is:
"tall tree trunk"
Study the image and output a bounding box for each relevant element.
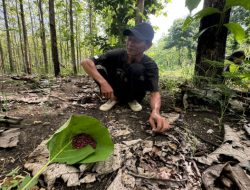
[12,31,21,73]
[88,0,94,56]
[136,0,145,24]
[49,0,60,77]
[2,0,14,72]
[58,19,63,64]
[38,0,49,74]
[0,41,5,73]
[19,0,31,74]
[195,0,230,85]
[75,14,81,71]
[28,0,39,70]
[15,0,25,72]
[69,0,77,75]
[65,0,69,66]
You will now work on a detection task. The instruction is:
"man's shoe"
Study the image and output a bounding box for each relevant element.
[128,100,142,112]
[99,100,118,111]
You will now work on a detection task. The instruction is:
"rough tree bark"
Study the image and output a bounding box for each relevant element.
[136,0,145,24]
[49,0,60,77]
[0,41,5,73]
[195,0,230,85]
[88,0,94,56]
[2,0,14,72]
[69,0,77,75]
[19,0,31,74]
[65,0,69,67]
[38,0,49,74]
[15,0,25,72]
[28,0,39,70]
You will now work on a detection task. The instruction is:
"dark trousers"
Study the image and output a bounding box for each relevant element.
[96,63,146,103]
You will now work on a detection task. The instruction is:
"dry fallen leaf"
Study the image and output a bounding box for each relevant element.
[0,128,20,148]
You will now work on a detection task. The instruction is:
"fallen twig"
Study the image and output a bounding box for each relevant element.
[0,115,23,125]
[49,95,67,102]
[127,171,187,183]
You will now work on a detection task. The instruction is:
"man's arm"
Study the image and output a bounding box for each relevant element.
[149,91,170,133]
[80,59,115,100]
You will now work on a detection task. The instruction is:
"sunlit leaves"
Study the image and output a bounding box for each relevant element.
[225,0,250,11]
[185,0,202,13]
[224,22,246,43]
[182,7,221,31]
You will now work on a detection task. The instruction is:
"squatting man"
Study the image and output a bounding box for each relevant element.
[81,23,170,133]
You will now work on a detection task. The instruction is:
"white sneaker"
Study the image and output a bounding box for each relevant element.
[99,100,118,111]
[128,100,142,112]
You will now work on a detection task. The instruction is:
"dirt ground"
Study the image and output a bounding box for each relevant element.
[0,75,233,189]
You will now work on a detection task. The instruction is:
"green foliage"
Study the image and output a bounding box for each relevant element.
[91,0,170,48]
[148,29,195,81]
[182,7,221,31]
[184,0,249,44]
[19,176,38,190]
[225,0,250,10]
[166,18,199,50]
[0,167,28,190]
[227,6,250,53]
[185,0,201,13]
[224,22,246,43]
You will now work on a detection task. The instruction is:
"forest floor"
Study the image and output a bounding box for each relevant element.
[0,75,248,189]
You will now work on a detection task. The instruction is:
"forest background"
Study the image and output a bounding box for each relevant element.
[0,0,249,86]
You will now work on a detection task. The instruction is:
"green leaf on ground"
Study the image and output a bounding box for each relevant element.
[19,176,38,190]
[47,114,114,164]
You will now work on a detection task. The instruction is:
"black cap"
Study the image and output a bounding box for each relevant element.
[123,22,154,43]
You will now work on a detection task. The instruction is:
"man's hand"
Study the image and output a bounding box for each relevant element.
[149,112,171,133]
[100,81,116,100]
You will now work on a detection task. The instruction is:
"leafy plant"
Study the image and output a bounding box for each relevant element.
[20,114,114,190]
[183,0,250,44]
[0,167,25,190]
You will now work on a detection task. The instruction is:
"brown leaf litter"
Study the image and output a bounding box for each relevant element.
[195,124,250,189]
[24,112,202,189]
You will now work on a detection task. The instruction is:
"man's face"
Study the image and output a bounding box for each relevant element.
[126,36,151,56]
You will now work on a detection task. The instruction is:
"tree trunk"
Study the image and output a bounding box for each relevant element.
[19,0,31,74]
[49,0,60,77]
[12,31,20,73]
[2,0,14,72]
[88,0,94,56]
[58,20,63,64]
[15,0,25,72]
[75,14,80,66]
[69,0,77,75]
[75,14,81,71]
[38,0,49,74]
[0,41,5,73]
[65,0,69,67]
[136,0,145,24]
[195,0,230,85]
[28,0,39,70]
